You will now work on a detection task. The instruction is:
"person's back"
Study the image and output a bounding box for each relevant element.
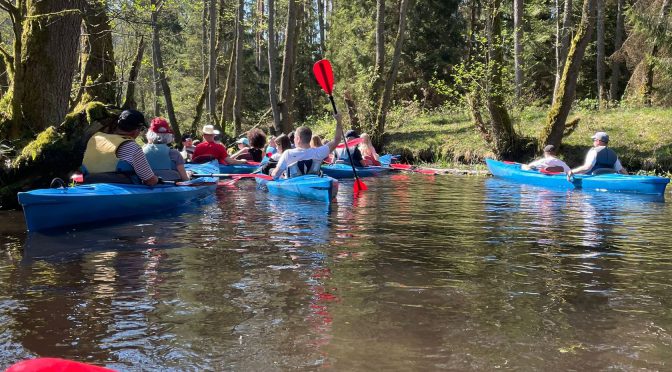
[570,132,626,176]
[142,117,188,181]
[272,114,344,179]
[334,130,363,167]
[522,145,570,173]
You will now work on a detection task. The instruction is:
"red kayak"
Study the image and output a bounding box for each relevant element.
[6,358,115,372]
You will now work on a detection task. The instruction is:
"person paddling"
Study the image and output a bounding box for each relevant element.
[271,114,344,179]
[81,109,159,186]
[522,145,570,173]
[333,129,363,167]
[192,125,248,165]
[142,117,189,181]
[568,132,627,178]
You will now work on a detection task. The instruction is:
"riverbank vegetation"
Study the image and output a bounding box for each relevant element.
[0,0,671,208]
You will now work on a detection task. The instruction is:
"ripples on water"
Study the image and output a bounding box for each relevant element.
[1,175,672,370]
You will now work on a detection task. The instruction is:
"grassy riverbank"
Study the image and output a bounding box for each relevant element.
[326,105,672,174]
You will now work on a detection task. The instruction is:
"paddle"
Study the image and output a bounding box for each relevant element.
[313,59,367,193]
[191,173,273,180]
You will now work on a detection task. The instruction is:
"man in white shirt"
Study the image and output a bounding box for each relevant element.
[569,131,627,176]
[522,145,571,173]
[272,113,343,179]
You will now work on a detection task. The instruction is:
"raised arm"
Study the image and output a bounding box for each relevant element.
[327,113,343,153]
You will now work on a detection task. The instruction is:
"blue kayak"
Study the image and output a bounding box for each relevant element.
[256,175,338,203]
[218,163,259,174]
[320,163,392,179]
[486,158,670,195]
[18,163,218,232]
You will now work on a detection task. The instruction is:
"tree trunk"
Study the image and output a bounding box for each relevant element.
[267,0,282,133]
[279,0,298,133]
[642,0,671,106]
[373,0,409,146]
[122,37,145,110]
[553,0,573,101]
[318,0,325,55]
[202,0,208,83]
[609,0,624,101]
[191,75,208,134]
[79,0,116,105]
[485,0,515,156]
[219,47,235,130]
[18,0,82,135]
[256,0,264,72]
[233,0,244,134]
[151,42,161,117]
[344,90,360,133]
[596,0,606,106]
[513,0,523,100]
[1,0,26,139]
[151,0,181,140]
[208,0,217,122]
[541,0,597,149]
[372,0,385,109]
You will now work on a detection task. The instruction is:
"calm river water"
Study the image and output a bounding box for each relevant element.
[1,175,672,370]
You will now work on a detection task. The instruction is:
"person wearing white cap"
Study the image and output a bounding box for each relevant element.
[569,131,627,177]
[192,124,247,164]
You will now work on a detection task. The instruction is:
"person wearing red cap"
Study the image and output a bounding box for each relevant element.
[142,117,189,181]
[82,109,159,186]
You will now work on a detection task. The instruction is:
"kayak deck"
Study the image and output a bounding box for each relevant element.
[320,163,392,179]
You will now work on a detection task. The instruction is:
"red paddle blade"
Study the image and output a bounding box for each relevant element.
[313,59,334,95]
[353,179,367,193]
[389,163,413,170]
[336,137,364,149]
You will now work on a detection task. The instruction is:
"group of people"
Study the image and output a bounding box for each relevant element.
[523,131,627,177]
[80,109,378,185]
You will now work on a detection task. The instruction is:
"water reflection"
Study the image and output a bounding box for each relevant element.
[1,176,672,370]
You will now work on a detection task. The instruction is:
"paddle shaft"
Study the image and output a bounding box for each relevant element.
[191,173,272,180]
[328,95,364,186]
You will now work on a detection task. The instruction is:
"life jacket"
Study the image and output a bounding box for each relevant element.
[588,146,618,174]
[143,143,181,181]
[334,145,363,167]
[287,159,322,178]
[82,132,135,174]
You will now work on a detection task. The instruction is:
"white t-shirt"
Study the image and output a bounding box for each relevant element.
[274,145,331,178]
[527,156,571,173]
[582,146,623,172]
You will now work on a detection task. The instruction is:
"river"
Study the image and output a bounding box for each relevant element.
[1,175,671,370]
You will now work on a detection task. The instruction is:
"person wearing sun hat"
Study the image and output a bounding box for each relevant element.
[569,131,627,177]
[81,109,159,185]
[522,144,570,173]
[142,117,189,181]
[192,124,247,164]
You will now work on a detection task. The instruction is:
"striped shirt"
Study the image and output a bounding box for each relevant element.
[117,141,156,181]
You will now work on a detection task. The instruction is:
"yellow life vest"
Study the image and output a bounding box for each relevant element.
[82,132,134,174]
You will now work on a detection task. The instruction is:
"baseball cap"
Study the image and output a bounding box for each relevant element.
[591,131,609,143]
[149,117,173,134]
[117,110,146,131]
[236,138,250,146]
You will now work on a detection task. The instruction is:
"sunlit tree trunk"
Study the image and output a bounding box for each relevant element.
[596,0,606,106]
[553,0,573,102]
[373,0,409,146]
[541,0,597,148]
[208,0,217,122]
[233,0,244,134]
[642,0,670,106]
[318,0,325,55]
[609,0,625,101]
[279,0,298,133]
[151,0,181,139]
[79,0,116,105]
[513,0,523,100]
[20,0,83,133]
[122,37,145,110]
[267,0,281,133]
[372,0,385,110]
[202,0,208,83]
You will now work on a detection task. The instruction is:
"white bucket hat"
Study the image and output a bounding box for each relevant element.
[202,125,220,135]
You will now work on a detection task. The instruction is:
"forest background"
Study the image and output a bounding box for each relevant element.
[0,0,671,208]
